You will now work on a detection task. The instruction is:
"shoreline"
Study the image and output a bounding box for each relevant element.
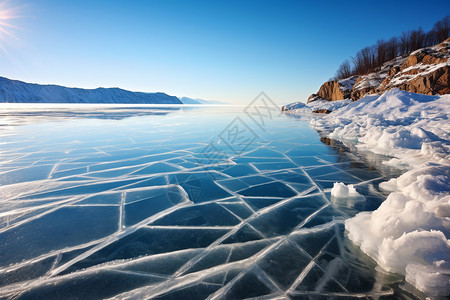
[283,89,450,297]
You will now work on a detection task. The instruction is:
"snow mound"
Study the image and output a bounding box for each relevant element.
[308,89,450,296]
[283,98,353,115]
[283,100,308,111]
[307,98,352,112]
[331,182,361,198]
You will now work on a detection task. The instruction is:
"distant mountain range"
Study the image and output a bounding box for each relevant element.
[0,76,226,105]
[179,97,227,105]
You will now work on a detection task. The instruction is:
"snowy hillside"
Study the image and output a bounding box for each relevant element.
[0,77,182,104]
[306,89,450,296]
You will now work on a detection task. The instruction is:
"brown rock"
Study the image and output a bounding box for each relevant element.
[312,109,332,114]
[422,54,447,65]
[388,66,401,76]
[404,53,422,68]
[307,93,318,103]
[306,39,449,105]
[435,67,449,94]
[395,66,449,95]
[314,81,351,101]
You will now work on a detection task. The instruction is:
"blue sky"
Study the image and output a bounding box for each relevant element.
[1,0,449,104]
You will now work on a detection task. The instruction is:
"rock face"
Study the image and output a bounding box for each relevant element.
[387,66,449,95]
[380,39,450,95]
[316,81,345,101]
[306,38,450,104]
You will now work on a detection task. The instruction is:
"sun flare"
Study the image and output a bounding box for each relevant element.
[0,0,22,53]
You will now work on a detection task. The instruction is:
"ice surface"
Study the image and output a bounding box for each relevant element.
[0,104,421,299]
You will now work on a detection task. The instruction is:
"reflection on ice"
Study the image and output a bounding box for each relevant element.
[0,105,416,299]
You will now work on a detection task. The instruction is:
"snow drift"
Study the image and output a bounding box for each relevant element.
[282,98,352,114]
[294,89,450,296]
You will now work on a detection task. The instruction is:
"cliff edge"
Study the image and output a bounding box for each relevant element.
[298,38,450,106]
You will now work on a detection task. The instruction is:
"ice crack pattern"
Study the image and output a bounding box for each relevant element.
[0,105,410,299]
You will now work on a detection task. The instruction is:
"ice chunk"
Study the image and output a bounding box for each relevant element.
[330,182,362,198]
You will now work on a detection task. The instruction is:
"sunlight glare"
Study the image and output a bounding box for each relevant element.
[0,0,22,54]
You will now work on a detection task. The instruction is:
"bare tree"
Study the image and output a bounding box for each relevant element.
[386,37,398,61]
[425,30,437,47]
[408,28,426,51]
[400,31,410,55]
[433,15,449,42]
[335,59,352,79]
[376,39,387,68]
[331,15,449,78]
[352,47,374,75]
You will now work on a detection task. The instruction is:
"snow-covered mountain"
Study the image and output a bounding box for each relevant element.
[179,96,227,105]
[0,77,182,104]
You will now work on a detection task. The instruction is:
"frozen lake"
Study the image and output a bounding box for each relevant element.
[0,103,415,299]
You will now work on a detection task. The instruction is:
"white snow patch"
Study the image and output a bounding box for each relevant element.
[353,72,386,91]
[338,76,358,91]
[331,182,361,198]
[283,100,308,111]
[307,99,352,112]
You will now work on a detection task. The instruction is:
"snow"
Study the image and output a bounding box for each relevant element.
[283,99,352,114]
[330,182,362,198]
[308,98,352,112]
[0,77,182,104]
[295,88,450,296]
[338,76,358,91]
[353,72,386,90]
[282,100,308,111]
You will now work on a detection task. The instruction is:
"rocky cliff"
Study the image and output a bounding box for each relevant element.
[306,38,450,104]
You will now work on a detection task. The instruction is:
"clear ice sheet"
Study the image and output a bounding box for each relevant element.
[0,105,415,299]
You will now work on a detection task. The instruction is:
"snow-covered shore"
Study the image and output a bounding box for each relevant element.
[286,89,450,296]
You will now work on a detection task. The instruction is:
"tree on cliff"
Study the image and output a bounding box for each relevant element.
[433,16,449,42]
[335,60,352,79]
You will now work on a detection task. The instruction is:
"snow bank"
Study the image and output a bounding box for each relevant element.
[283,100,308,111]
[307,99,352,112]
[283,99,352,114]
[309,89,450,296]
